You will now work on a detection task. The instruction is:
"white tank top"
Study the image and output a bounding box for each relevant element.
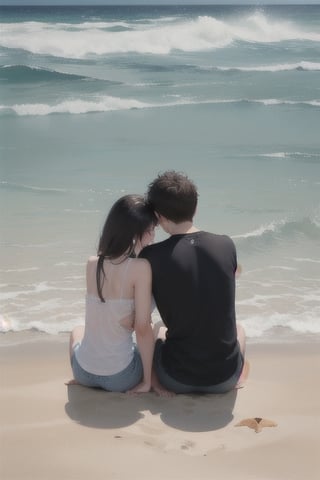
[75,259,135,375]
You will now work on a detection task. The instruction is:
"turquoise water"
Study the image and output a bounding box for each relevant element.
[0,5,319,339]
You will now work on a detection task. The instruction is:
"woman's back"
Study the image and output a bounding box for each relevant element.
[76,257,137,375]
[69,193,156,393]
[86,256,135,301]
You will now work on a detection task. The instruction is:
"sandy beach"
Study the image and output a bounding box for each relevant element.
[1,4,320,479]
[1,332,320,480]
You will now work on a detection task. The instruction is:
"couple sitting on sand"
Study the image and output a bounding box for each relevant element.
[69,171,246,395]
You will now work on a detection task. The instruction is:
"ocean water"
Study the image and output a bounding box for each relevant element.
[0,5,319,341]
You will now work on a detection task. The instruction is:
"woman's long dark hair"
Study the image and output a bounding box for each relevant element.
[96,194,157,302]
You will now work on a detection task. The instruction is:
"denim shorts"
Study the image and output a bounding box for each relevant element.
[71,344,143,392]
[154,339,244,394]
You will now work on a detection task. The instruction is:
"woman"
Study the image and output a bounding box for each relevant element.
[69,194,157,393]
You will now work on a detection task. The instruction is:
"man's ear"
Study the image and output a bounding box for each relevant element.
[156,213,168,224]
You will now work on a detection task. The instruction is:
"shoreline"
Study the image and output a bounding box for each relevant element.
[1,331,320,479]
[1,327,320,347]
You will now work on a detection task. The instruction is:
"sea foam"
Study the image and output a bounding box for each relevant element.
[1,96,320,117]
[233,216,320,244]
[207,61,320,73]
[0,97,149,116]
[1,12,319,58]
[238,312,320,339]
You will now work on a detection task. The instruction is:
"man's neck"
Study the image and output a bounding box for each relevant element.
[168,221,199,235]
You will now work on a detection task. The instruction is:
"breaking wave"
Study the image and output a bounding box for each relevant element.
[1,12,319,58]
[203,61,320,73]
[0,64,87,82]
[1,96,320,117]
[233,216,320,251]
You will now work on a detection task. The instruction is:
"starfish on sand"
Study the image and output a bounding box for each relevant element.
[235,417,277,433]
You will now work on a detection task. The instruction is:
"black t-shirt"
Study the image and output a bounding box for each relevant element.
[140,231,240,386]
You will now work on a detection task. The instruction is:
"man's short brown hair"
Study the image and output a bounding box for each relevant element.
[146,170,198,223]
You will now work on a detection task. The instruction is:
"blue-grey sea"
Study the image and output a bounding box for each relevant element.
[0,5,319,341]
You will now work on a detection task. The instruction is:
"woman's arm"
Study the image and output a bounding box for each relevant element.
[128,259,154,393]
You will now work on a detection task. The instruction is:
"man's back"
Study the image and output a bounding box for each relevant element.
[141,230,240,386]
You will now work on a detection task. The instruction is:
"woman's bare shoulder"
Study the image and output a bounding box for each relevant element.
[86,255,98,269]
[130,257,151,275]
[132,257,150,267]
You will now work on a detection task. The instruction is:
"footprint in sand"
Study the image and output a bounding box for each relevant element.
[180,440,195,450]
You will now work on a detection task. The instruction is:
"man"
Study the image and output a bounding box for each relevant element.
[140,170,246,394]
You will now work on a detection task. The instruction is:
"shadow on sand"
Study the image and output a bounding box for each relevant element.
[65,385,237,432]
